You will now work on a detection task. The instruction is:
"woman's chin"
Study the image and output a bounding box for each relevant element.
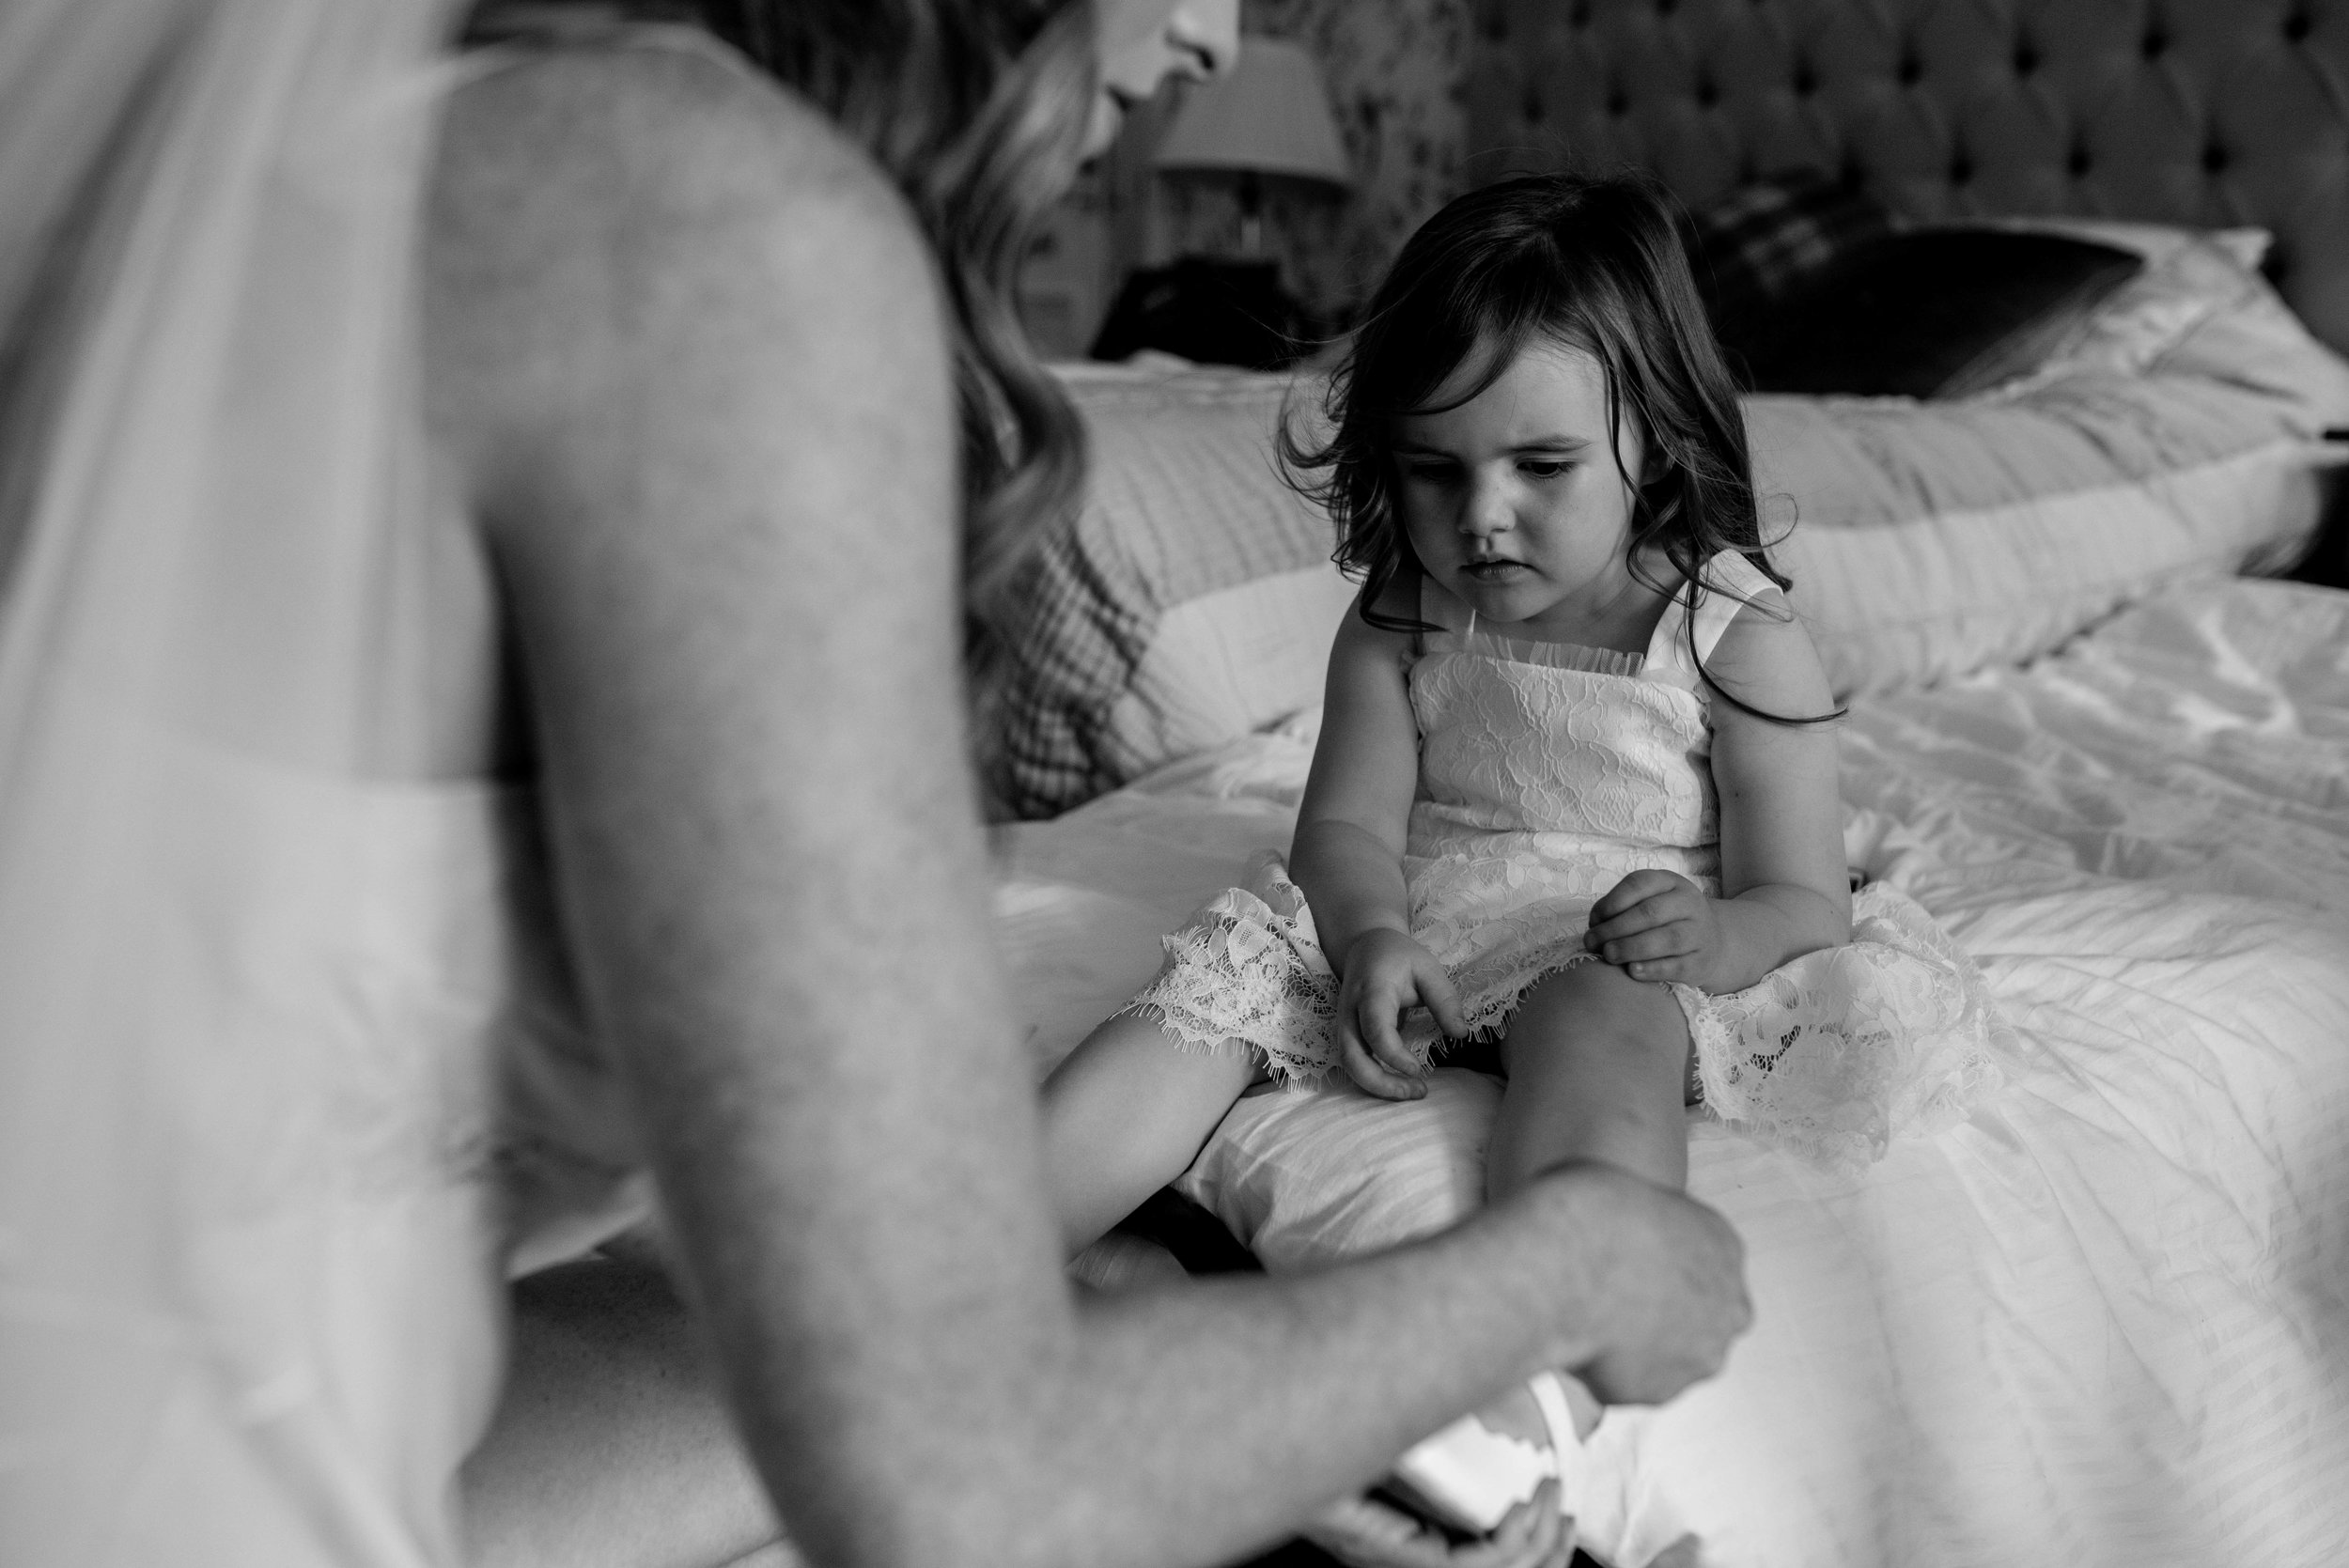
[1081,94,1125,158]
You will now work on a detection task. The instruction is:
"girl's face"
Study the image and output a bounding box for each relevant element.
[1391,335,1651,639]
[1085,0,1240,155]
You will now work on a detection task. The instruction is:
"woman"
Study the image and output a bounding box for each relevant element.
[0,5,1750,1566]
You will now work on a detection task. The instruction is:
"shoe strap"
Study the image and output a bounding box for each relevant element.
[1528,1370,1581,1456]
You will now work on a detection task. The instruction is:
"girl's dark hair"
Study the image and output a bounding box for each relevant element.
[1283,170,1834,724]
[694,0,1097,772]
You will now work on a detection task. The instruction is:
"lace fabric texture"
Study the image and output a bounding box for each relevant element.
[1128,558,2010,1161]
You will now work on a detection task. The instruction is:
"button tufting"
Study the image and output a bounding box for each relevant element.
[1898,54,1922,85]
[2014,43,2038,75]
[2141,29,2167,59]
[1570,3,1591,27]
[1657,0,1677,16]
[2203,144,2229,174]
[1794,62,1817,95]
[1697,77,1719,106]
[1609,89,1629,116]
[2287,12,2313,42]
[1523,87,1545,123]
[2068,144,2092,176]
[1950,153,1973,184]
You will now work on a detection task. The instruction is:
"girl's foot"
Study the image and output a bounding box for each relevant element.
[1385,1370,1599,1535]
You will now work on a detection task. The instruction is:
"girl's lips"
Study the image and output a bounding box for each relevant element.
[1461,560,1527,580]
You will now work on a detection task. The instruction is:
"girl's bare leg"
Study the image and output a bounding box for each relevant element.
[1404,960,1691,1480]
[1488,960,1694,1200]
[1039,1011,1266,1256]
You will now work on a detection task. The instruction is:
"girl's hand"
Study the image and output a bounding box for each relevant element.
[1582,871,1726,989]
[1336,928,1466,1100]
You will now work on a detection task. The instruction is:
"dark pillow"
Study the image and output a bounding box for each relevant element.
[1681,170,1895,328]
[1715,230,2146,399]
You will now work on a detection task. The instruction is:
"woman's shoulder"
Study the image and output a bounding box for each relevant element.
[424,31,950,486]
[428,34,937,351]
[444,32,903,216]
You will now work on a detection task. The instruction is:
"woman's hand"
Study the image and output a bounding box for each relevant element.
[1335,928,1466,1100]
[1305,1482,1577,1568]
[1582,871,1727,990]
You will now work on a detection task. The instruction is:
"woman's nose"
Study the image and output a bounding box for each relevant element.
[1170,0,1242,81]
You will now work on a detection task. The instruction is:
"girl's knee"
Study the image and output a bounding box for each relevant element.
[1506,959,1688,1064]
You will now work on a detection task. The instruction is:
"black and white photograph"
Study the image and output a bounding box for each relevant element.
[4,3,2346,1566]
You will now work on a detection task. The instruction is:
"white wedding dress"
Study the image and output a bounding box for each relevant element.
[0,6,642,1562]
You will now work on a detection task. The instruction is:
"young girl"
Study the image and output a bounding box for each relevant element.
[1041,173,2006,1531]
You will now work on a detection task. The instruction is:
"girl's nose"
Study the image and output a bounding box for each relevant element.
[1459,475,1512,539]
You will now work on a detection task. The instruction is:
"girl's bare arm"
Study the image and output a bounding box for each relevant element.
[1287,593,1424,960]
[1694,594,1853,986]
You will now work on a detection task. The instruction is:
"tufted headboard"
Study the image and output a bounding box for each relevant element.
[1462,0,2349,354]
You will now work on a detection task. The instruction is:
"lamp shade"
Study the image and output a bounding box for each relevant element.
[1151,36,1352,189]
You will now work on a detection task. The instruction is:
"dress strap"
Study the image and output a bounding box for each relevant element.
[1689,552,1779,663]
[1643,553,1780,684]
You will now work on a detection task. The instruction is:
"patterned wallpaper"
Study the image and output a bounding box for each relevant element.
[1227,0,1471,323]
[1019,0,1472,355]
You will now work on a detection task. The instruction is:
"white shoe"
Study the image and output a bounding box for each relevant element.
[1066,1231,1188,1294]
[1385,1369,1593,1536]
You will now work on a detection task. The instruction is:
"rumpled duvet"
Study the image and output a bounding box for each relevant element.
[991,577,2349,1568]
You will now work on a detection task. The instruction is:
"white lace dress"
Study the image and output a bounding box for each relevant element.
[1129,554,2007,1170]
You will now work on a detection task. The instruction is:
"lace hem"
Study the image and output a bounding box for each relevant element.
[1122,854,1346,1087]
[1686,882,2014,1172]
[1122,862,2012,1172]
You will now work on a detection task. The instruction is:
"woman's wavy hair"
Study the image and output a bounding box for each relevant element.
[696,0,1096,769]
[1283,170,1831,723]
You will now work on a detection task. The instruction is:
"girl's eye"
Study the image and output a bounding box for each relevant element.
[1520,460,1573,479]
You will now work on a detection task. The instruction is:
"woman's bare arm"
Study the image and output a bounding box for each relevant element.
[428,49,1748,1568]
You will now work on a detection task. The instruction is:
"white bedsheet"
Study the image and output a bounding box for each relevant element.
[989,578,2349,1568]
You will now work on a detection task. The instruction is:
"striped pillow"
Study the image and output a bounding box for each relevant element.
[997,365,1348,819]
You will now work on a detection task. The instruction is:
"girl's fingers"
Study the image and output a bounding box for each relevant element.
[1584,901,1676,952]
[1598,921,1697,964]
[1359,1001,1428,1085]
[1584,902,1657,950]
[1341,1018,1425,1100]
[1417,959,1470,1039]
[1590,869,1686,922]
[1588,888,1702,941]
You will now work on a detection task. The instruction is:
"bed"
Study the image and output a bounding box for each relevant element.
[983,4,2349,1564]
